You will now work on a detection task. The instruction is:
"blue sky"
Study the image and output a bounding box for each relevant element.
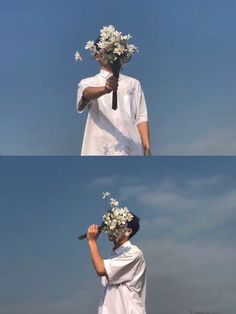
[1,0,236,155]
[1,156,236,314]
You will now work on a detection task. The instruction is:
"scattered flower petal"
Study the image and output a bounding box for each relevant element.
[75,51,83,61]
[102,191,111,199]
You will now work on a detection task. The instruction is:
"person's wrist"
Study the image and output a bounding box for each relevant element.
[88,238,97,244]
[103,86,108,94]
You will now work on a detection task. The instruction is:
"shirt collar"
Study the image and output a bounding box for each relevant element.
[99,69,113,79]
[113,240,132,255]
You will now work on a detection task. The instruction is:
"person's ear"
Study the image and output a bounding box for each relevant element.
[95,53,101,62]
[125,228,133,237]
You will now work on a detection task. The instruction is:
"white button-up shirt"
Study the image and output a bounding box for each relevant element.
[77,70,148,156]
[98,241,147,314]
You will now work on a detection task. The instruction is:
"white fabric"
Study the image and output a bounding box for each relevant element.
[98,241,147,314]
[77,70,148,156]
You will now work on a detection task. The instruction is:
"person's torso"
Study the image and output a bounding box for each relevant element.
[82,73,144,156]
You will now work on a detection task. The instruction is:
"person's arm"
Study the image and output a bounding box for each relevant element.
[78,87,107,112]
[137,121,151,156]
[78,76,118,112]
[87,224,107,277]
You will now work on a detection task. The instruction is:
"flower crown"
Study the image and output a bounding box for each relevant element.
[102,192,133,237]
[75,25,138,65]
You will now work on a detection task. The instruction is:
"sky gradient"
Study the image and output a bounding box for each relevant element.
[0,156,236,314]
[1,0,236,155]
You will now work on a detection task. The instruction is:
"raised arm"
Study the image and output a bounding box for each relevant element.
[87,224,107,277]
[78,76,118,112]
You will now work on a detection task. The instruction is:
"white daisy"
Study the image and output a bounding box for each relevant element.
[110,198,119,207]
[85,40,95,50]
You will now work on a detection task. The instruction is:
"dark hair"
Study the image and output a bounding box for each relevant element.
[127,213,140,239]
[94,36,101,52]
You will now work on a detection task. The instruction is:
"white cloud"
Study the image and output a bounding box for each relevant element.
[86,175,120,189]
[118,175,236,313]
[187,175,225,189]
[141,241,236,314]
[159,125,236,155]
[2,173,235,314]
[119,176,236,241]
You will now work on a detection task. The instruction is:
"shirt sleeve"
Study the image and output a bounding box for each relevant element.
[134,81,148,126]
[103,252,141,285]
[76,77,94,113]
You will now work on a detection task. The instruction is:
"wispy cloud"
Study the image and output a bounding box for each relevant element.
[1,163,236,314]
[116,174,236,313]
[143,241,236,314]
[119,175,236,242]
[159,125,236,155]
[86,175,120,189]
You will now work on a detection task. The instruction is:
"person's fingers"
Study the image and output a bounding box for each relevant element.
[106,83,118,91]
[107,77,118,86]
[106,80,113,86]
[88,224,98,232]
[88,224,95,232]
[109,78,118,86]
[105,82,113,92]
[91,225,97,232]
[111,78,118,89]
[109,76,118,82]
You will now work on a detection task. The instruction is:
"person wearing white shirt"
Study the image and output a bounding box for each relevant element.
[77,45,151,156]
[86,214,147,314]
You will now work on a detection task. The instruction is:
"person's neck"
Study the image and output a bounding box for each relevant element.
[100,64,113,73]
[113,237,129,250]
